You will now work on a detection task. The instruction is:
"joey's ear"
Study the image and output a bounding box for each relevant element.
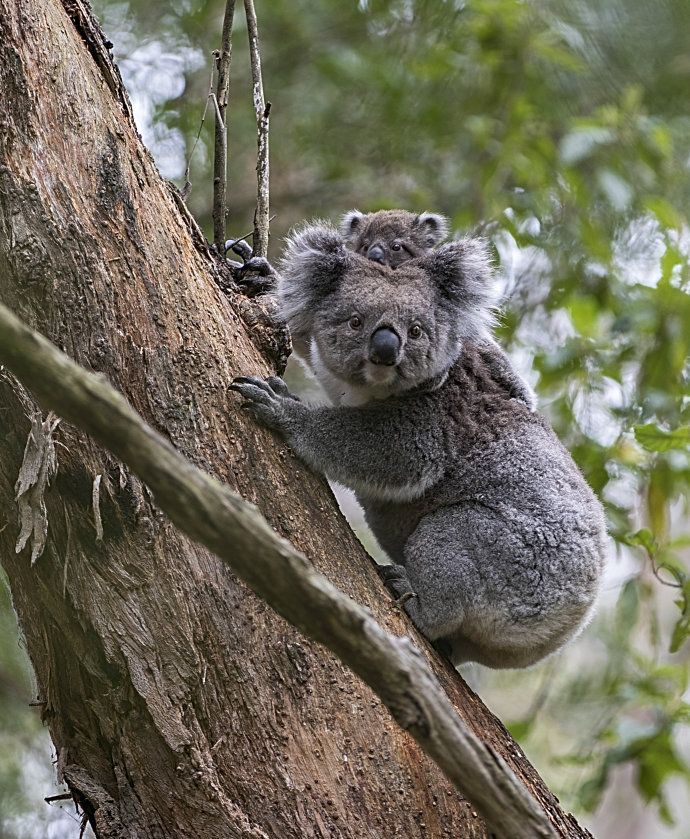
[414,212,449,247]
[278,222,352,333]
[423,238,500,338]
[340,210,365,242]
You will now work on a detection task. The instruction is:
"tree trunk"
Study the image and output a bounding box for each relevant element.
[0,1,593,837]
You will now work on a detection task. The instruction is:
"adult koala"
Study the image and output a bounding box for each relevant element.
[231,223,607,668]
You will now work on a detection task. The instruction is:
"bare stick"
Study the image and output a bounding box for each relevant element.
[244,0,270,259]
[182,60,218,201]
[212,0,236,252]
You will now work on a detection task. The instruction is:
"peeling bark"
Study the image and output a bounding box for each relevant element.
[0,1,594,837]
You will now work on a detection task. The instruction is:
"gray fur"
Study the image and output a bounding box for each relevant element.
[341,209,449,265]
[280,212,536,411]
[234,227,607,669]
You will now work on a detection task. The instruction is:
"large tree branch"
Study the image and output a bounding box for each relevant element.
[0,301,557,839]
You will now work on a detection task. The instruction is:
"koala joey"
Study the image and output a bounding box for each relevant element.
[231,223,607,669]
[286,209,444,364]
[341,209,449,267]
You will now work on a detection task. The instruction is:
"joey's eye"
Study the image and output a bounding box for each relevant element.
[408,324,422,339]
[391,242,402,251]
[349,315,363,330]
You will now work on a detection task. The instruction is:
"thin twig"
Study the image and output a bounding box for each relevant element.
[225,214,276,252]
[244,0,270,259]
[213,0,236,252]
[182,59,218,200]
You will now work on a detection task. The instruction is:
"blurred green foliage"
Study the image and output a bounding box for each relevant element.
[4,0,690,834]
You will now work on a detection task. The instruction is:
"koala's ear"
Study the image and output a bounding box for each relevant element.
[414,212,449,248]
[278,222,351,333]
[423,237,500,339]
[340,210,365,243]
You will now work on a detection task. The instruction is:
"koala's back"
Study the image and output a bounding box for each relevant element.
[360,343,544,554]
[360,344,607,666]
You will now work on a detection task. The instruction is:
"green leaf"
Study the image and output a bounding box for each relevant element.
[623,528,659,555]
[634,424,690,453]
[644,196,681,230]
[635,729,687,816]
[670,580,690,653]
[616,578,640,634]
[567,295,600,338]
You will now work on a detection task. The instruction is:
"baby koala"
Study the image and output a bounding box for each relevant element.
[342,208,449,267]
[231,223,607,668]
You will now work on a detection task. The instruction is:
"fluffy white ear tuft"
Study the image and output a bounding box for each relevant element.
[340,210,365,242]
[423,237,500,341]
[415,212,450,247]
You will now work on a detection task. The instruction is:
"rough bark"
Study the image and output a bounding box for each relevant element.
[0,1,594,837]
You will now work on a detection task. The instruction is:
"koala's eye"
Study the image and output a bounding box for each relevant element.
[349,315,363,330]
[391,241,402,251]
[408,324,422,339]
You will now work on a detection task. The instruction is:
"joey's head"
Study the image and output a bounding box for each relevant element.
[341,209,448,268]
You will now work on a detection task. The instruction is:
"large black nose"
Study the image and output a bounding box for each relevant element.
[369,327,400,366]
[367,244,385,264]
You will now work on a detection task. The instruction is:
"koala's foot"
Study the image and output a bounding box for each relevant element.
[378,563,418,606]
[225,238,277,296]
[378,564,452,659]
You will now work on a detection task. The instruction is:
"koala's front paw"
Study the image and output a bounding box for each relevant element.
[230,375,300,430]
[225,238,277,296]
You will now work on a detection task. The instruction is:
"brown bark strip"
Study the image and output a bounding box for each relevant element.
[0,301,557,839]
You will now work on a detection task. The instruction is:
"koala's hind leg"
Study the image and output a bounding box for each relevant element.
[401,505,573,668]
[378,563,454,658]
[397,510,486,645]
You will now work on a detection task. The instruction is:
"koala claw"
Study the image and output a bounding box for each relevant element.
[230,375,299,429]
[378,563,417,604]
[225,238,277,296]
[265,376,300,401]
[225,238,253,260]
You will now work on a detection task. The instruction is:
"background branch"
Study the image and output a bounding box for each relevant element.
[244,0,270,259]
[0,301,556,839]
[212,0,236,251]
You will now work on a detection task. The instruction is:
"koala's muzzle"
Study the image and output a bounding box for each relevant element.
[367,244,385,264]
[369,327,400,366]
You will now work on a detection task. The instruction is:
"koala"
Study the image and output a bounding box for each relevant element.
[231,223,607,669]
[289,211,535,411]
[341,209,449,267]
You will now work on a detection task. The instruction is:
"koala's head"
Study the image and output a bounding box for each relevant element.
[341,209,449,268]
[279,222,498,402]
